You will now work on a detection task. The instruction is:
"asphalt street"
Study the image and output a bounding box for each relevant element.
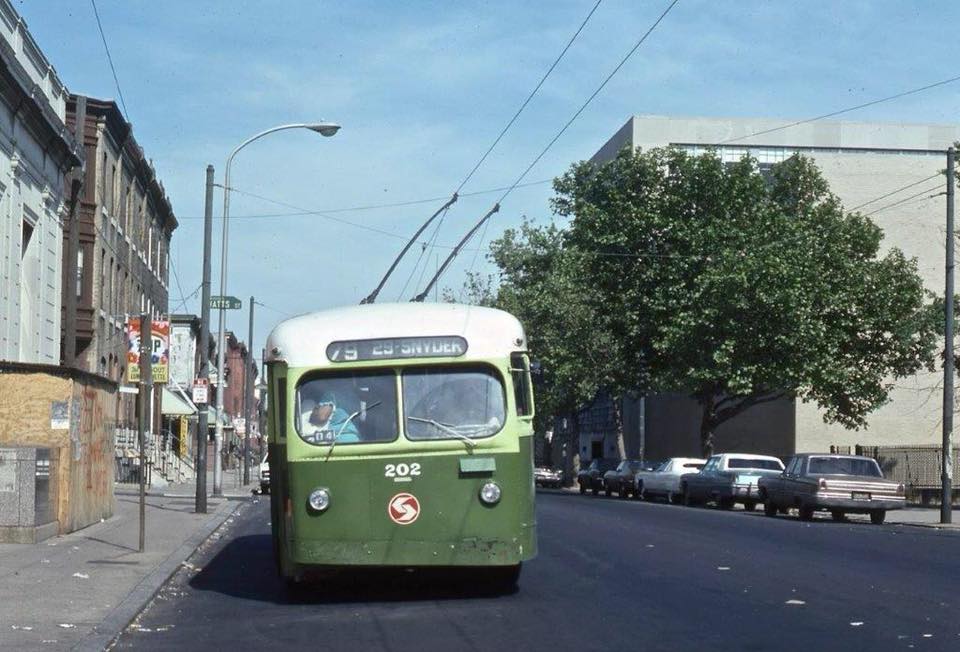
[115,492,960,652]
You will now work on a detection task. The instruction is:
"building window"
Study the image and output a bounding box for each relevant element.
[76,248,84,298]
[21,219,34,258]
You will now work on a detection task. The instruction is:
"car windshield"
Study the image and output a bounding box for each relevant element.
[403,365,506,442]
[728,458,783,471]
[808,457,882,477]
[627,461,643,472]
[296,370,398,446]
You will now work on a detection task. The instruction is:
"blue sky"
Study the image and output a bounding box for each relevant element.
[18,0,960,357]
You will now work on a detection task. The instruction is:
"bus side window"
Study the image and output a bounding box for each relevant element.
[510,353,533,419]
[276,377,287,440]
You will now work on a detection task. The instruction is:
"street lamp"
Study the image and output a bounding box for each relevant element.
[212,121,340,496]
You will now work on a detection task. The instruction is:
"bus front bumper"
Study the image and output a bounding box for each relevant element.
[292,535,534,567]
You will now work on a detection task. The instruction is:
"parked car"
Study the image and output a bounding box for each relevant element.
[577,458,618,495]
[534,466,563,488]
[680,453,784,510]
[635,457,707,503]
[259,451,270,494]
[602,460,646,498]
[758,454,905,524]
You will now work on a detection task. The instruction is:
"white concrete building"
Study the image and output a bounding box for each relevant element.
[593,115,960,454]
[0,1,81,364]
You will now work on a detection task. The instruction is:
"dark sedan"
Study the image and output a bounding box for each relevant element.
[577,458,618,495]
[758,454,905,524]
[602,460,646,498]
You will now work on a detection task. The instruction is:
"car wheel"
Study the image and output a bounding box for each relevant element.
[743,501,757,512]
[870,510,886,525]
[718,496,735,510]
[798,505,814,521]
[830,510,845,522]
[579,482,586,495]
[605,486,612,497]
[682,486,695,507]
[763,501,778,517]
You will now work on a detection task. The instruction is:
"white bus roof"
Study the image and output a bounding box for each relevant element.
[265,303,526,368]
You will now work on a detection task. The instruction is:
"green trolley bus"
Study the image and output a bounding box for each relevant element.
[264,302,537,587]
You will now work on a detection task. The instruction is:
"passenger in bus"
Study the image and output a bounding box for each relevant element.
[300,390,360,444]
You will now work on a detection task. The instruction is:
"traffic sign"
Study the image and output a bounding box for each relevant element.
[192,378,209,404]
[210,295,242,310]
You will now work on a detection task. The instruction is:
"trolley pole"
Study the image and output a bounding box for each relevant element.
[242,296,255,486]
[138,311,153,552]
[943,146,955,525]
[195,165,214,514]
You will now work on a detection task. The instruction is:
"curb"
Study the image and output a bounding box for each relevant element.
[894,521,960,531]
[73,499,240,652]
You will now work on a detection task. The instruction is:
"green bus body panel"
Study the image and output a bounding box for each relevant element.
[285,438,536,567]
[268,358,537,570]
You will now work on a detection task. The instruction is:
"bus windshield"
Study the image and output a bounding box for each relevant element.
[295,370,398,446]
[403,366,506,442]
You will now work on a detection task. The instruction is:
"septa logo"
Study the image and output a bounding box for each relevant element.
[388,493,421,525]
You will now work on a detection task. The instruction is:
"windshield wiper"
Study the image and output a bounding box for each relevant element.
[407,415,477,450]
[324,401,382,462]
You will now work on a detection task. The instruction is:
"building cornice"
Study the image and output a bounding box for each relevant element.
[70,94,178,234]
[0,37,81,170]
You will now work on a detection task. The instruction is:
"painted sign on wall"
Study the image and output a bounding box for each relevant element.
[126,318,170,384]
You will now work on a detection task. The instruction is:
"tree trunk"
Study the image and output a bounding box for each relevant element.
[699,400,716,458]
[613,397,627,461]
[567,412,581,486]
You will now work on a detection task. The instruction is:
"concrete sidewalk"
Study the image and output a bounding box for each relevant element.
[149,463,259,499]
[0,487,241,651]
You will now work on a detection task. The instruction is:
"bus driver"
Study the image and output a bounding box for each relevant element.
[300,390,360,444]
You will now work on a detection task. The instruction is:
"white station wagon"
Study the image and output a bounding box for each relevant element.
[634,457,706,504]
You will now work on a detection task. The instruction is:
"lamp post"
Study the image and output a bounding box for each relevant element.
[212,121,340,496]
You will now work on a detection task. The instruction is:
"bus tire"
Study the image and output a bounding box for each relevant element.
[490,564,521,591]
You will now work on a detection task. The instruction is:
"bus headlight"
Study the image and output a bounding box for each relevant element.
[308,487,331,512]
[479,482,501,505]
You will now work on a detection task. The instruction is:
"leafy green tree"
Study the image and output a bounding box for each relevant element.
[556,146,938,456]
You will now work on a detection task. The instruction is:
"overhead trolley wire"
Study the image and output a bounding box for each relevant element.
[414,0,682,301]
[454,0,604,196]
[90,0,130,119]
[720,73,960,145]
[175,179,553,221]
[847,173,943,212]
[370,0,605,303]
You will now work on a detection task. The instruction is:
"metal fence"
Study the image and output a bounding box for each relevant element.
[832,444,960,502]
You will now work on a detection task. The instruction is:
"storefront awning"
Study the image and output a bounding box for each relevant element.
[161,387,196,416]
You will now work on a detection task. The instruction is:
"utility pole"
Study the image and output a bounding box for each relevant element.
[195,165,214,514]
[242,296,255,486]
[943,146,955,525]
[138,312,152,552]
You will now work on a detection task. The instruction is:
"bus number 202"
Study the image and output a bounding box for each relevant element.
[385,463,421,478]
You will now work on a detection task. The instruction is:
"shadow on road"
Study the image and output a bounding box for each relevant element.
[189,534,519,605]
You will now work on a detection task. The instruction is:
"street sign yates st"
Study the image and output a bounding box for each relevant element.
[210,295,242,310]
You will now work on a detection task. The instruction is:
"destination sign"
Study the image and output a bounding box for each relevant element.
[327,336,468,362]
